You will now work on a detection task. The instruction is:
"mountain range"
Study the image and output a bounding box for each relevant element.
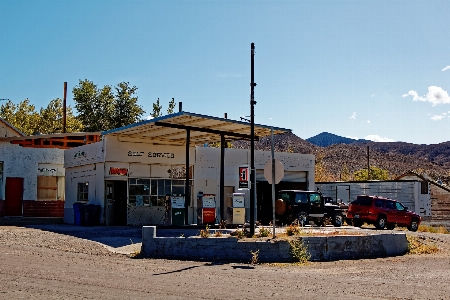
[232,132,450,185]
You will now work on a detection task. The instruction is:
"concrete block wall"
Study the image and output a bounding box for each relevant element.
[142,226,408,262]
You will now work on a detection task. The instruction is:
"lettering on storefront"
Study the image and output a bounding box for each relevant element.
[127,151,175,158]
[74,151,87,159]
[109,167,128,176]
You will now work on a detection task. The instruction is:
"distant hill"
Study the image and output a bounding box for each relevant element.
[306,132,368,147]
[232,132,450,185]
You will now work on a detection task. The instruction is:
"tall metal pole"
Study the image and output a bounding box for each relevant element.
[271,127,276,238]
[250,43,257,236]
[63,82,67,133]
[367,146,370,180]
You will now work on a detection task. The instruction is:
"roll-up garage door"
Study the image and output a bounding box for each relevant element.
[256,170,307,182]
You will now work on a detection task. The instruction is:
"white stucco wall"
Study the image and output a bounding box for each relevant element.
[0,142,64,201]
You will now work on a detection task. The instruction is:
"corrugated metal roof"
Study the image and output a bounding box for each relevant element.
[102,111,291,146]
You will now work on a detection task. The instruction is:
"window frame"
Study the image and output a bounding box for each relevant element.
[77,182,89,202]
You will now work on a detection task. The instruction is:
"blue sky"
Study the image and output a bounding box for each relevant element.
[1,0,450,145]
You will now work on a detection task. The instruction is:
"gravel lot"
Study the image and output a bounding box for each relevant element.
[1,224,450,300]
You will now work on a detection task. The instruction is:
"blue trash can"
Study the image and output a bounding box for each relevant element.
[73,203,85,226]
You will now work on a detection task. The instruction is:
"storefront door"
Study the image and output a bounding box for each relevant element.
[5,177,24,216]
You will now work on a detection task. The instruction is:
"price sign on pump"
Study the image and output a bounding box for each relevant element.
[239,165,249,189]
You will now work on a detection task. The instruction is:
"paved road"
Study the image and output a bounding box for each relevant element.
[1,225,450,299]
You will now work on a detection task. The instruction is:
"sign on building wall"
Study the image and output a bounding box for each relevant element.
[109,167,128,176]
[37,164,65,176]
[239,165,249,189]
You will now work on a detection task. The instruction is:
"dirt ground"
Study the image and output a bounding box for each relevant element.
[1,225,450,300]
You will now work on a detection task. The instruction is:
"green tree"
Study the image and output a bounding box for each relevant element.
[73,79,144,131]
[167,98,176,114]
[38,98,83,134]
[112,82,144,129]
[151,98,162,118]
[0,99,40,135]
[353,166,389,181]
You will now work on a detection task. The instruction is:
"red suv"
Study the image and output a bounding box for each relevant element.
[346,195,421,231]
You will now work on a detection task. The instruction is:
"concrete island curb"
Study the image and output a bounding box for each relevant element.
[141,226,408,262]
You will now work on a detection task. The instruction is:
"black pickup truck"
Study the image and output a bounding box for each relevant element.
[275,190,346,227]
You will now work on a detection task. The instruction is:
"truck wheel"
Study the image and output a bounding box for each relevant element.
[332,213,343,227]
[297,212,308,227]
[408,219,419,232]
[375,215,386,229]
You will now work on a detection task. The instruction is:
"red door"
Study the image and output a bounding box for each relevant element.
[5,177,24,216]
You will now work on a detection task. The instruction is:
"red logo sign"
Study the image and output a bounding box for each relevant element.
[109,167,128,176]
[239,166,249,188]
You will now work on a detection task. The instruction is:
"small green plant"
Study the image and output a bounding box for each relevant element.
[199,224,210,238]
[258,226,271,238]
[289,239,311,263]
[250,249,260,265]
[406,235,439,254]
[286,224,302,236]
[231,228,245,239]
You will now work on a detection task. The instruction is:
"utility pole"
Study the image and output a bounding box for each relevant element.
[250,43,257,236]
[367,146,370,180]
[63,82,67,133]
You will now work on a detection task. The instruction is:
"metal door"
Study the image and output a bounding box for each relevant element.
[5,177,24,216]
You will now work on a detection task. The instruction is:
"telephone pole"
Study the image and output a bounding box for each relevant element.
[249,43,257,236]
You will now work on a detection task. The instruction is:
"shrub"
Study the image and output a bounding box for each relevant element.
[199,224,210,238]
[250,249,260,265]
[231,228,245,239]
[406,235,439,254]
[289,239,311,263]
[258,226,271,238]
[418,224,449,234]
[286,224,302,236]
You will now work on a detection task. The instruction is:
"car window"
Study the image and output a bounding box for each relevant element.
[385,201,395,209]
[374,199,384,208]
[309,193,321,204]
[279,192,291,204]
[294,193,308,204]
[353,196,372,206]
[395,202,405,211]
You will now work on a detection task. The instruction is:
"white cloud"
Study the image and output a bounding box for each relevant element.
[371,94,376,97]
[349,111,357,119]
[346,136,359,140]
[442,66,450,71]
[364,135,394,142]
[367,120,371,124]
[430,115,444,121]
[402,86,450,106]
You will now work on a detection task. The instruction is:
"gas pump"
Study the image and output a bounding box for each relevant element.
[227,193,245,225]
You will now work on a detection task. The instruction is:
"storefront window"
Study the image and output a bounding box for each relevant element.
[77,182,89,202]
[128,179,193,207]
